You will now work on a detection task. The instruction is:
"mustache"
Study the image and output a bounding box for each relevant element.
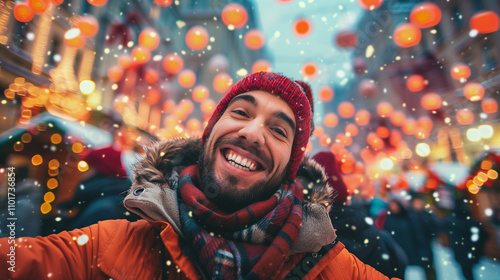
[213,137,273,170]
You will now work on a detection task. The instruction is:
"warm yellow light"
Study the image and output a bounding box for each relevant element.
[51,133,62,144]
[32,154,43,166]
[481,160,492,170]
[44,192,55,203]
[487,169,498,179]
[380,158,394,171]
[40,202,52,214]
[478,125,493,139]
[13,141,24,151]
[467,128,481,142]
[21,133,32,143]
[477,171,488,182]
[48,159,60,170]
[47,178,59,189]
[78,160,89,172]
[415,143,431,157]
[79,80,95,95]
[72,143,84,153]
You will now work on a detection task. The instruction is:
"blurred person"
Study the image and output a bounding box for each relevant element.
[0,72,399,279]
[410,194,439,280]
[441,200,489,280]
[310,151,408,278]
[376,194,436,279]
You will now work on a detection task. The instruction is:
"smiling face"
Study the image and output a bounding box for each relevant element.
[199,90,296,212]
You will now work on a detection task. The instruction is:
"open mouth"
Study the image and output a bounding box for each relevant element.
[222,148,261,172]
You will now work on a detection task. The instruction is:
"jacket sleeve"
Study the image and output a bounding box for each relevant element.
[0,222,104,279]
[305,242,402,280]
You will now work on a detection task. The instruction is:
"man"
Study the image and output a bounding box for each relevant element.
[0,72,398,279]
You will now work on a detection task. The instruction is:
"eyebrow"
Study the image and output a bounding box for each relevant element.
[229,94,296,133]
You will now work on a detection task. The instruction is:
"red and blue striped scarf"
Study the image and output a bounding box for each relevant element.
[177,165,304,280]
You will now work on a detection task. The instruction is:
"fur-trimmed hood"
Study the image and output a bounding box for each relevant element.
[123,137,336,254]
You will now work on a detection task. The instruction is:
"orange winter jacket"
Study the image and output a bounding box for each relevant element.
[0,219,399,280]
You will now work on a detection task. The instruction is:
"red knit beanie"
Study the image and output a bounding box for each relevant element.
[202,71,311,180]
[312,151,348,205]
[84,146,128,177]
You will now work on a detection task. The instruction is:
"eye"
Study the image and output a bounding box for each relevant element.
[272,127,287,138]
[232,109,248,117]
[133,187,145,196]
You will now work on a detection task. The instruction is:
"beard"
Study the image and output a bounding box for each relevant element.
[198,137,288,213]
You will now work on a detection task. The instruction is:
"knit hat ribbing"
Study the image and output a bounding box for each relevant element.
[202,71,311,180]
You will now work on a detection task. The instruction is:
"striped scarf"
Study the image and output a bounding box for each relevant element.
[177,165,304,280]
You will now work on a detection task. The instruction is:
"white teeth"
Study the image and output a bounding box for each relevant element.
[235,155,242,164]
[224,151,257,171]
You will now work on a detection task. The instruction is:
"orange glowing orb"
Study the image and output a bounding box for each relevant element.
[456,109,474,125]
[28,0,48,14]
[252,60,272,73]
[357,0,383,10]
[192,85,210,103]
[64,28,86,48]
[75,15,99,38]
[131,46,151,64]
[302,62,318,79]
[336,31,358,49]
[409,2,442,28]
[213,73,233,94]
[318,86,334,102]
[377,102,393,118]
[389,111,406,127]
[14,3,35,22]
[221,3,248,29]
[393,23,421,48]
[146,89,161,105]
[154,0,173,7]
[338,101,355,118]
[450,63,471,81]
[293,18,312,38]
[482,98,498,114]
[244,29,265,50]
[355,109,370,126]
[406,74,426,92]
[323,113,339,128]
[139,27,160,50]
[163,53,184,74]
[144,68,159,84]
[421,92,442,110]
[185,26,209,51]
[87,0,108,7]
[177,69,196,88]
[463,82,485,102]
[470,11,500,34]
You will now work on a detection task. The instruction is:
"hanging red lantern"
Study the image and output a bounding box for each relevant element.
[185,26,209,51]
[154,0,172,7]
[87,0,108,7]
[377,101,393,118]
[50,0,64,5]
[402,118,417,135]
[359,79,378,98]
[118,55,133,69]
[139,27,160,50]
[213,73,233,94]
[75,15,99,38]
[357,0,383,10]
[244,29,265,50]
[409,2,442,28]
[64,28,86,48]
[338,101,355,118]
[406,74,426,92]
[221,3,248,29]
[146,89,161,105]
[192,85,209,103]
[318,86,334,102]
[323,113,338,128]
[293,18,312,38]
[145,68,159,84]
[335,31,358,49]
[376,127,390,139]
[355,109,370,126]
[336,133,353,147]
[178,99,194,115]
[330,143,344,156]
[163,53,184,74]
[463,82,485,102]
[14,3,35,22]
[415,127,430,140]
[353,57,367,75]
[131,46,151,64]
[470,11,500,34]
[393,23,421,48]
[107,66,124,82]
[302,62,318,79]
[450,63,471,81]
[482,98,498,114]
[421,92,442,110]
[390,111,406,127]
[28,0,48,14]
[345,123,359,137]
[456,109,474,125]
[178,69,196,88]
[252,60,272,73]
[389,130,403,147]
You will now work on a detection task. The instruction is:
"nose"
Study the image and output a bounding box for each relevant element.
[237,119,265,147]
